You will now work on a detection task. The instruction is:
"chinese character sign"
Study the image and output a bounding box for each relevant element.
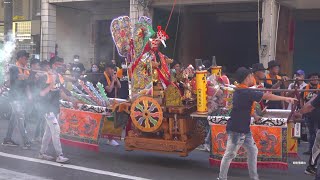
[196,70,207,114]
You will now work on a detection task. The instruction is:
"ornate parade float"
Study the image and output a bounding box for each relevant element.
[110,16,205,156]
[59,16,205,156]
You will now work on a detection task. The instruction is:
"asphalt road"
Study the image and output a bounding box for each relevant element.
[0,119,315,180]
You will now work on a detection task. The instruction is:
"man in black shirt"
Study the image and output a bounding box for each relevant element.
[295,93,320,177]
[218,67,296,180]
[118,60,129,99]
[2,50,31,149]
[38,57,74,163]
[300,73,320,156]
[71,55,85,75]
[100,62,121,98]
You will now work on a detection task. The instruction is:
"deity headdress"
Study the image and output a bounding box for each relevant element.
[151,26,169,49]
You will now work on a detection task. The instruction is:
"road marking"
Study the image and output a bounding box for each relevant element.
[0,168,52,180]
[0,152,151,180]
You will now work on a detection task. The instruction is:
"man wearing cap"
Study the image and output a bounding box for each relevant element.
[288,70,307,90]
[264,60,289,109]
[252,63,267,115]
[287,70,307,110]
[218,67,296,180]
[2,50,32,149]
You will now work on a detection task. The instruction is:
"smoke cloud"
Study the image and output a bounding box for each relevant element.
[0,33,16,84]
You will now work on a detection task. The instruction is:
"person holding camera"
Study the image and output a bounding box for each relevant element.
[99,62,121,146]
[100,62,121,99]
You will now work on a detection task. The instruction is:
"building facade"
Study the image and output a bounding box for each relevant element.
[1,0,41,57]
[151,0,320,76]
[41,0,130,68]
[41,0,320,75]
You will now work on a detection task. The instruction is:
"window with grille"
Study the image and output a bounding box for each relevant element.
[13,21,31,40]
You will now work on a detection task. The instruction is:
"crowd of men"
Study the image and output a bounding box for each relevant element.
[1,50,129,163]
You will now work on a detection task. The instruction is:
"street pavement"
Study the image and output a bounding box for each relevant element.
[0,118,314,180]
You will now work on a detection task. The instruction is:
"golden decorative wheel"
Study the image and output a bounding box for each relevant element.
[130,96,163,133]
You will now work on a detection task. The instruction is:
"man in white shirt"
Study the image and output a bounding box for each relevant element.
[287,70,307,110]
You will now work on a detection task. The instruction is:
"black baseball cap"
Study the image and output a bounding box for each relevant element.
[268,60,280,69]
[74,55,80,59]
[16,50,30,59]
[235,67,253,83]
[252,63,266,73]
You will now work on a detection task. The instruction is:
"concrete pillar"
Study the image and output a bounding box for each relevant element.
[4,0,13,42]
[40,0,56,60]
[130,0,152,25]
[260,0,279,68]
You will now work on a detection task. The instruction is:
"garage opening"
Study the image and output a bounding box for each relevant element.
[153,3,260,73]
[293,10,320,74]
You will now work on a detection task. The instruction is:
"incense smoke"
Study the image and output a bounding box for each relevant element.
[0,33,16,84]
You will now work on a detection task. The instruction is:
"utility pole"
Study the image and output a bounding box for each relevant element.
[4,0,13,42]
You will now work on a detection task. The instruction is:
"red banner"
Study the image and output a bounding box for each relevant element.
[210,124,288,170]
[59,108,103,151]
